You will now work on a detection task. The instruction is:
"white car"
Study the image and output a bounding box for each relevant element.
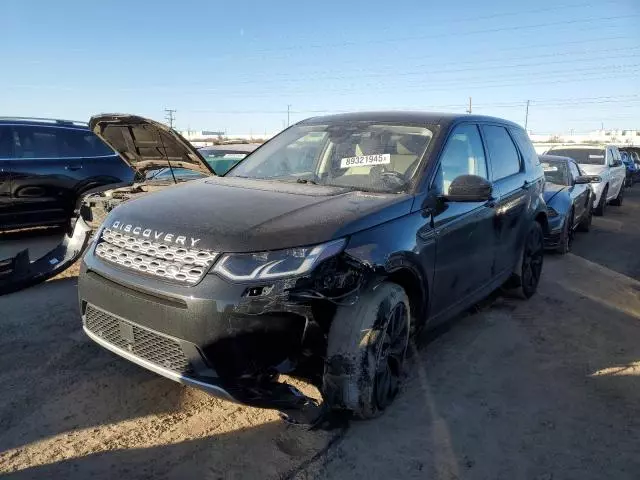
[544,145,626,215]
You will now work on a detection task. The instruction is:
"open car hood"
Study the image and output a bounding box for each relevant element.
[90,114,215,176]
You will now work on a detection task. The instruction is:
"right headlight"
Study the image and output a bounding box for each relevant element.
[546,206,559,218]
[212,238,347,281]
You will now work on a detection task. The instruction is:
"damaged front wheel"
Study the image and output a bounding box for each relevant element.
[323,282,410,419]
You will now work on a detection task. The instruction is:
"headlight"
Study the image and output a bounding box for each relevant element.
[547,206,559,218]
[212,238,347,281]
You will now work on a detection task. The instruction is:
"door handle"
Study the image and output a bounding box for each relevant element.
[65,165,82,171]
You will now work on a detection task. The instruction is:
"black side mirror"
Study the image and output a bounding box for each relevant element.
[576,175,602,184]
[445,174,492,202]
[574,175,591,185]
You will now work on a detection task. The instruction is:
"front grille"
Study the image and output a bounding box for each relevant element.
[95,228,217,284]
[84,304,193,374]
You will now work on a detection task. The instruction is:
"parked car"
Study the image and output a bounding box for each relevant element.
[0,115,216,294]
[619,147,640,184]
[544,144,626,215]
[619,151,636,187]
[145,144,260,182]
[539,155,598,253]
[76,112,548,423]
[0,117,134,230]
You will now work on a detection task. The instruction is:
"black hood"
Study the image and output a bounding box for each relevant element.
[101,177,413,252]
[90,114,214,176]
[543,183,567,203]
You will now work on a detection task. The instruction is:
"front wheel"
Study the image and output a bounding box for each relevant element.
[323,282,410,419]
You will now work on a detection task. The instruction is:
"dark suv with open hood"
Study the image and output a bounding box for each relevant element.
[78,112,548,422]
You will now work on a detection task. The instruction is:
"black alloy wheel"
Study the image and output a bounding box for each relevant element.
[373,302,409,410]
[521,223,544,298]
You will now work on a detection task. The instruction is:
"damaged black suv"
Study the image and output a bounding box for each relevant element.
[79,112,547,422]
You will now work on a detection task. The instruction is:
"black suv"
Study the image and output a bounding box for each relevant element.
[0,117,133,230]
[78,112,547,422]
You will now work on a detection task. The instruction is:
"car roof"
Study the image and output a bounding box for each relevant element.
[298,111,523,129]
[0,116,89,129]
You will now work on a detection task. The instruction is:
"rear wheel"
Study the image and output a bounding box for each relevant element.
[594,185,608,216]
[323,282,410,419]
[610,184,624,206]
[505,222,544,299]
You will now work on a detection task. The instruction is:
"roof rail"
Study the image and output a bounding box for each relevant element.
[0,116,88,126]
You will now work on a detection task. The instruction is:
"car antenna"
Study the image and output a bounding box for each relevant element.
[157,127,178,184]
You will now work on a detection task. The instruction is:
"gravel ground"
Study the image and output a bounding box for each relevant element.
[1,189,639,479]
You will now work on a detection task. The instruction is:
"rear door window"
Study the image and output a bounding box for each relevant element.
[12,126,113,159]
[482,125,521,180]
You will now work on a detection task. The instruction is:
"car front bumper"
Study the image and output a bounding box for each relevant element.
[78,249,343,423]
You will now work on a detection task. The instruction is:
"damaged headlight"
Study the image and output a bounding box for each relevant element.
[212,238,346,281]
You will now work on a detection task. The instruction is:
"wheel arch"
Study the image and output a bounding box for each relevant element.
[384,264,428,332]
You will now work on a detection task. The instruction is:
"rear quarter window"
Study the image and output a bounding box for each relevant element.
[509,128,539,168]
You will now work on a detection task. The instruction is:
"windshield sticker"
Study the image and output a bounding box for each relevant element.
[340,153,391,168]
[223,153,246,159]
[589,155,605,159]
[542,163,558,172]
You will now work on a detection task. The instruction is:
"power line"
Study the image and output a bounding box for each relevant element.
[201,9,634,58]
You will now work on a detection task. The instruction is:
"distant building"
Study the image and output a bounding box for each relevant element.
[530,128,640,149]
[179,129,277,147]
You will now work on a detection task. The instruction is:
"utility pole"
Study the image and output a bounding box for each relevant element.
[287,104,291,127]
[466,97,472,114]
[164,108,176,129]
[524,100,530,131]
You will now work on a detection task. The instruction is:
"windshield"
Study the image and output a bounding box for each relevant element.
[547,148,606,165]
[541,160,570,185]
[227,123,434,192]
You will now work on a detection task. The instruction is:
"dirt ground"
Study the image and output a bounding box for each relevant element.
[1,189,639,479]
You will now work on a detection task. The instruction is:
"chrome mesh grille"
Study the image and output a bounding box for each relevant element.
[84,304,193,374]
[95,228,217,284]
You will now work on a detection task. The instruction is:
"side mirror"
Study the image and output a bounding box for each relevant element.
[577,175,602,183]
[574,175,591,184]
[445,174,492,202]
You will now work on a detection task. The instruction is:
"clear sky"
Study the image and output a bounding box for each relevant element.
[2,0,639,134]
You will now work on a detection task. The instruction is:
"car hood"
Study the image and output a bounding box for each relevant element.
[577,164,607,176]
[543,183,567,203]
[100,177,414,252]
[90,114,214,176]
